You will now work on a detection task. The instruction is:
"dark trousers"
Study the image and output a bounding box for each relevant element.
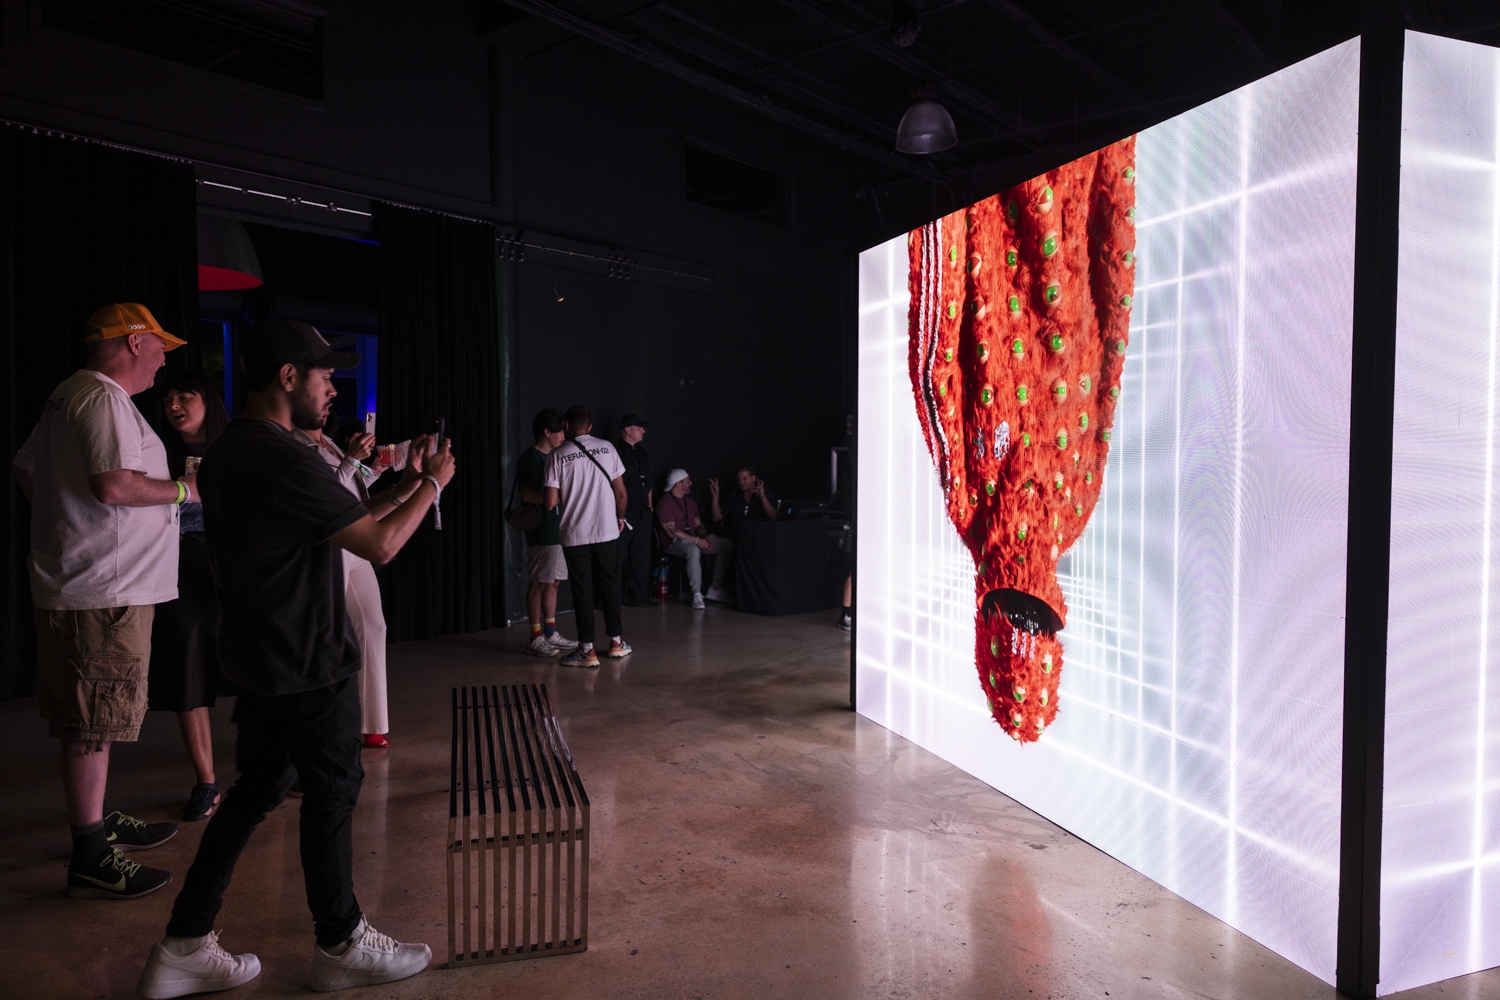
[618,507,653,604]
[564,539,622,646]
[166,677,364,947]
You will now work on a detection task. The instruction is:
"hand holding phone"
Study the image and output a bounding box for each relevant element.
[345,432,375,462]
[425,437,457,489]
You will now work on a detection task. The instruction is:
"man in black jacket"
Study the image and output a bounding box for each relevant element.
[615,414,654,606]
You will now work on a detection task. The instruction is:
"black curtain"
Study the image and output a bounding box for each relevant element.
[376,203,503,640]
[0,127,199,700]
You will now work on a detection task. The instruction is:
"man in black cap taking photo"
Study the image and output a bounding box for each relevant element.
[615,414,653,606]
[137,320,456,998]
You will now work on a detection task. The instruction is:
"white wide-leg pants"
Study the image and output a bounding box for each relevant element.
[343,549,389,735]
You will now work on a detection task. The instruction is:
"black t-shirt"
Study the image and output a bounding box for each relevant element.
[617,441,651,510]
[517,446,561,546]
[722,487,774,538]
[199,418,368,696]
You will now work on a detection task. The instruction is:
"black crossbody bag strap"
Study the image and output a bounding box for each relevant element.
[572,439,612,480]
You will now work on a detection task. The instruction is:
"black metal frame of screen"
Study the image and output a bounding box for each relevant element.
[1337,20,1405,1000]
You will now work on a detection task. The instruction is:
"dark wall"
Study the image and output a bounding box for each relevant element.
[505,38,862,496]
[0,2,866,627]
[516,259,844,496]
[0,2,492,205]
[494,36,866,617]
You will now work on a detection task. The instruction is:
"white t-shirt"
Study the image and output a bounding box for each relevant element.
[12,370,179,610]
[543,434,625,547]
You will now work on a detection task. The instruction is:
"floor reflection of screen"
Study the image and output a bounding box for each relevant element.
[857,38,1360,984]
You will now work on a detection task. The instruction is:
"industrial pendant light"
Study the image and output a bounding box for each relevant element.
[197,214,264,291]
[895,84,957,154]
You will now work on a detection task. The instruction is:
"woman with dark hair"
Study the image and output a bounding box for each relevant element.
[150,372,230,821]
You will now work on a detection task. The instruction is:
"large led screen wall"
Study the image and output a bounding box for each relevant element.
[1382,31,1500,997]
[858,38,1361,984]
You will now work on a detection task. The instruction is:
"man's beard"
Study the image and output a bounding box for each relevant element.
[290,383,327,431]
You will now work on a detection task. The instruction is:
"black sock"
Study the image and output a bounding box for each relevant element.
[70,820,108,865]
[841,605,851,615]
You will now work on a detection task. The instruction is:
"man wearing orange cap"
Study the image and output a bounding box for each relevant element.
[11,303,192,902]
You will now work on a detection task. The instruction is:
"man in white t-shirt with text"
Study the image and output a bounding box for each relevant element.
[544,405,632,667]
[11,303,192,902]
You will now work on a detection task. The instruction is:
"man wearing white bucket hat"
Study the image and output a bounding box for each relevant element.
[655,469,734,610]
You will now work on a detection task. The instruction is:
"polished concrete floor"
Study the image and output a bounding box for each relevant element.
[3,603,1499,999]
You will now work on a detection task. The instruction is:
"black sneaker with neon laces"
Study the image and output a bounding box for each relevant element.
[104,810,178,851]
[66,848,172,900]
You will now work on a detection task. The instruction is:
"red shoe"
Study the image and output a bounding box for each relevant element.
[362,734,390,749]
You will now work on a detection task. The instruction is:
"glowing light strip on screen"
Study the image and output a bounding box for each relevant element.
[1034,725,1331,874]
[1057,78,1341,929]
[1227,85,1251,930]
[1470,79,1500,969]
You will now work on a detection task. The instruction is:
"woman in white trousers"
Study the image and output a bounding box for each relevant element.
[295,423,394,748]
[343,548,388,742]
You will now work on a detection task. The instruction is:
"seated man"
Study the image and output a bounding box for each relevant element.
[710,465,776,541]
[656,469,733,610]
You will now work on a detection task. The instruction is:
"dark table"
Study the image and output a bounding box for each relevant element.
[734,518,839,616]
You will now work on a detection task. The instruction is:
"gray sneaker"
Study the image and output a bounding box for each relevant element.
[543,632,579,652]
[525,634,560,657]
[560,648,601,668]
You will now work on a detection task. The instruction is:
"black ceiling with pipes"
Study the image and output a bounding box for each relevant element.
[478,0,1500,227]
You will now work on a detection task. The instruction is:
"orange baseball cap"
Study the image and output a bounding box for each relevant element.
[83,303,187,351]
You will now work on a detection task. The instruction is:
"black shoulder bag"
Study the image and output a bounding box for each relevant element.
[504,462,545,533]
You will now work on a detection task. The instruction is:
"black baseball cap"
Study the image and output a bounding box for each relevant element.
[619,413,650,429]
[242,320,359,380]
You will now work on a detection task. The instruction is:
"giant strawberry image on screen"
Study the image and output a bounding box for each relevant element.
[907,136,1136,742]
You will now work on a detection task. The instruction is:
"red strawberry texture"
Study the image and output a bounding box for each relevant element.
[906,137,1137,742]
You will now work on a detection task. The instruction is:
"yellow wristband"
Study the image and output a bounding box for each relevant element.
[174,480,187,505]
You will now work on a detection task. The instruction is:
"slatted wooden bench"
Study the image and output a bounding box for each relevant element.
[447,684,590,967]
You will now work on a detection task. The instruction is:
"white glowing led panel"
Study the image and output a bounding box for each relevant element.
[857,39,1360,984]
[1382,31,1500,997]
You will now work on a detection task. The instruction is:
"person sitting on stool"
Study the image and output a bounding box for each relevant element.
[656,469,733,610]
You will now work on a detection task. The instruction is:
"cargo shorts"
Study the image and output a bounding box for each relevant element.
[35,605,155,749]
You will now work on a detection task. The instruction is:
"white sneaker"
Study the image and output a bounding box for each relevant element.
[525,634,560,657]
[138,930,261,999]
[543,631,579,652]
[692,593,706,610]
[309,918,431,992]
[705,586,730,604]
